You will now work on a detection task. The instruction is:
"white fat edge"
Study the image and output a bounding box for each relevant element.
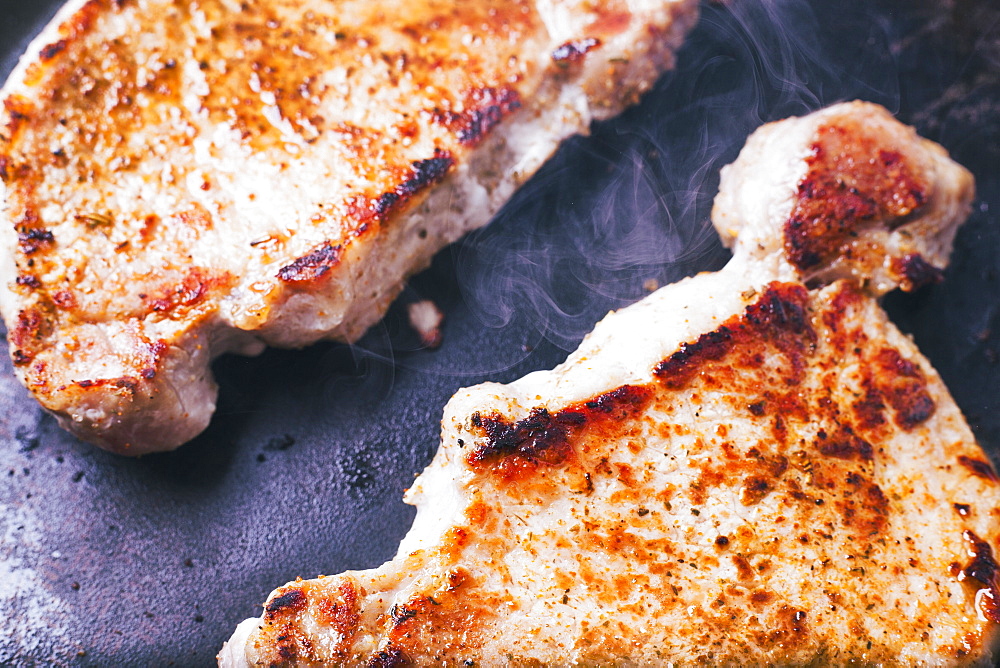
[711,108,817,260]
[217,617,257,668]
[395,386,523,557]
[395,454,472,558]
[499,255,773,412]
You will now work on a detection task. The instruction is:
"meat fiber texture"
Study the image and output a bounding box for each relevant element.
[219,102,1000,666]
[0,0,698,454]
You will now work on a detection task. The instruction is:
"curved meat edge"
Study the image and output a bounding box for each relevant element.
[220,103,997,665]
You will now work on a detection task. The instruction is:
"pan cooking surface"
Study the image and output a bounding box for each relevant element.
[1,0,999,664]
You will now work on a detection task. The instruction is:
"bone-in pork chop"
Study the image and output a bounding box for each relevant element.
[219,102,1000,666]
[0,0,698,454]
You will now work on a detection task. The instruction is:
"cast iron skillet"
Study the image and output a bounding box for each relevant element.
[1,0,998,664]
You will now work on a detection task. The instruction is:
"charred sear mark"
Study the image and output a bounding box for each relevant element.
[816,426,873,461]
[744,285,811,336]
[891,253,944,292]
[373,149,455,217]
[552,37,602,62]
[4,95,32,138]
[9,308,50,362]
[366,647,412,668]
[265,588,307,619]
[654,327,733,388]
[18,227,55,255]
[784,121,928,270]
[467,385,650,478]
[144,268,229,316]
[433,87,521,146]
[39,39,68,61]
[74,376,140,393]
[837,473,889,535]
[872,348,934,429]
[390,603,418,625]
[655,283,813,389]
[468,407,580,470]
[959,530,1000,623]
[397,151,454,198]
[277,242,342,283]
[584,385,650,415]
[958,455,1000,483]
[312,581,362,659]
[740,475,774,506]
[15,275,41,289]
[851,386,887,432]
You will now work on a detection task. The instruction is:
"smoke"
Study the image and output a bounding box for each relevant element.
[342,0,994,394]
[446,0,902,356]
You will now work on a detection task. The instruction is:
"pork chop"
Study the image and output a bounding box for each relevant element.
[219,102,1000,666]
[0,0,698,454]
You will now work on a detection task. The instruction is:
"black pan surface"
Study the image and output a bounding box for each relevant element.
[1,0,998,664]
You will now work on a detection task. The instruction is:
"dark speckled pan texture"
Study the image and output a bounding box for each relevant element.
[1,0,999,664]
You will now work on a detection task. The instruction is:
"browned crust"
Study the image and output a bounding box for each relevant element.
[467,384,652,480]
[784,121,929,270]
[891,252,945,292]
[276,243,344,285]
[959,455,1000,483]
[339,280,992,663]
[142,268,235,320]
[366,648,411,668]
[960,531,1000,624]
[432,87,522,146]
[276,150,455,285]
[467,283,938,538]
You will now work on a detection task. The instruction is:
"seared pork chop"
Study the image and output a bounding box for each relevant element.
[219,102,999,666]
[0,0,698,454]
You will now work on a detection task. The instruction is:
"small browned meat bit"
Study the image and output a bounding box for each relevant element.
[406,300,445,349]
